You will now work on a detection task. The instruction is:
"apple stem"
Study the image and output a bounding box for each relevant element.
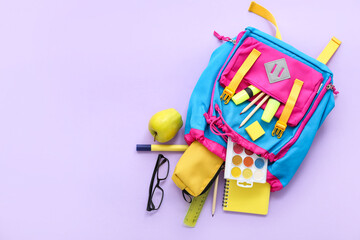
[154,132,157,142]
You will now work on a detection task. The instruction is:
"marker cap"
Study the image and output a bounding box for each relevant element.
[261,98,281,123]
[136,144,152,151]
[232,85,261,105]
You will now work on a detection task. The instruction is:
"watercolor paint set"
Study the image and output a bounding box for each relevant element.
[224,138,268,188]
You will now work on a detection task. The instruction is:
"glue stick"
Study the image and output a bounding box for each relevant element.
[261,98,281,123]
[232,85,261,105]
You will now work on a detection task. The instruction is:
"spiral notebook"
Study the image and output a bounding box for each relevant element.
[222,179,270,215]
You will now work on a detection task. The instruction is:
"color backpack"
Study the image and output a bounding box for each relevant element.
[172,1,340,195]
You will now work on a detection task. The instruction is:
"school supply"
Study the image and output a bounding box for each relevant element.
[220,49,261,104]
[174,1,341,195]
[172,141,223,197]
[245,121,265,141]
[183,187,210,227]
[136,144,188,152]
[240,92,266,114]
[147,154,170,211]
[232,85,261,105]
[211,175,219,217]
[272,79,304,138]
[223,180,270,215]
[261,98,281,123]
[224,138,268,187]
[239,94,270,127]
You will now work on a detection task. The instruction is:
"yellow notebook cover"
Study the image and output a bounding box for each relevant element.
[223,179,270,215]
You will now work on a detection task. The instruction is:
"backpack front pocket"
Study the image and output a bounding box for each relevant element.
[219,36,324,127]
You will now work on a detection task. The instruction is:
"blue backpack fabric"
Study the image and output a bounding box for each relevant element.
[183,26,338,191]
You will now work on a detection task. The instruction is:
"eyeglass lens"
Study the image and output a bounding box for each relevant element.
[156,158,169,180]
[149,185,164,210]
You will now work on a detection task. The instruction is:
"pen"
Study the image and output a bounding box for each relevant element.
[136,144,188,152]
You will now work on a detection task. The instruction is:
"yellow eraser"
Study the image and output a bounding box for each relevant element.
[245,121,265,141]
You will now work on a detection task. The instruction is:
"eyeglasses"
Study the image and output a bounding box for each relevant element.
[146,154,170,211]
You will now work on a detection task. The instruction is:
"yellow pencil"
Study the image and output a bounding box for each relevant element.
[212,175,219,217]
[239,95,270,128]
[240,92,266,115]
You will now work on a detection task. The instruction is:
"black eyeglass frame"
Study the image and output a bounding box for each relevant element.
[146,154,170,211]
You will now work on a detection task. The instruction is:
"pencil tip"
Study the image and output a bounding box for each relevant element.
[212,214,214,217]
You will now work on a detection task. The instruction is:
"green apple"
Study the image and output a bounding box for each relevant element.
[148,108,183,143]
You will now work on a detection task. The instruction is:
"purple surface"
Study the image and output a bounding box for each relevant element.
[0,0,359,239]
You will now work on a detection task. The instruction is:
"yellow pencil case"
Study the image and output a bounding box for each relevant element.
[172,141,223,197]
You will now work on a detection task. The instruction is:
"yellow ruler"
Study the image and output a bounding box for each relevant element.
[183,188,210,227]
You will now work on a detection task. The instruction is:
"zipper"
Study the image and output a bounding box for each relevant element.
[199,163,224,195]
[211,77,334,162]
[274,77,334,160]
[213,31,236,44]
[326,83,339,95]
[182,163,224,203]
[209,31,246,115]
[326,84,334,90]
[209,29,336,162]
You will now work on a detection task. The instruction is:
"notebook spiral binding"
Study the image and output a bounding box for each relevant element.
[222,179,230,208]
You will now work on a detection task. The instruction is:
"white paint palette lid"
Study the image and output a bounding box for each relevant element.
[224,138,268,188]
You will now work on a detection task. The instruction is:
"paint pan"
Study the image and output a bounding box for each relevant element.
[224,137,268,188]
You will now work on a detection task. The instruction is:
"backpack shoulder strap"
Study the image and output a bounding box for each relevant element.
[317,37,342,64]
[248,1,282,40]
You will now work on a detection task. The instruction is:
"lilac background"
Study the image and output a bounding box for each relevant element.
[0,0,358,239]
